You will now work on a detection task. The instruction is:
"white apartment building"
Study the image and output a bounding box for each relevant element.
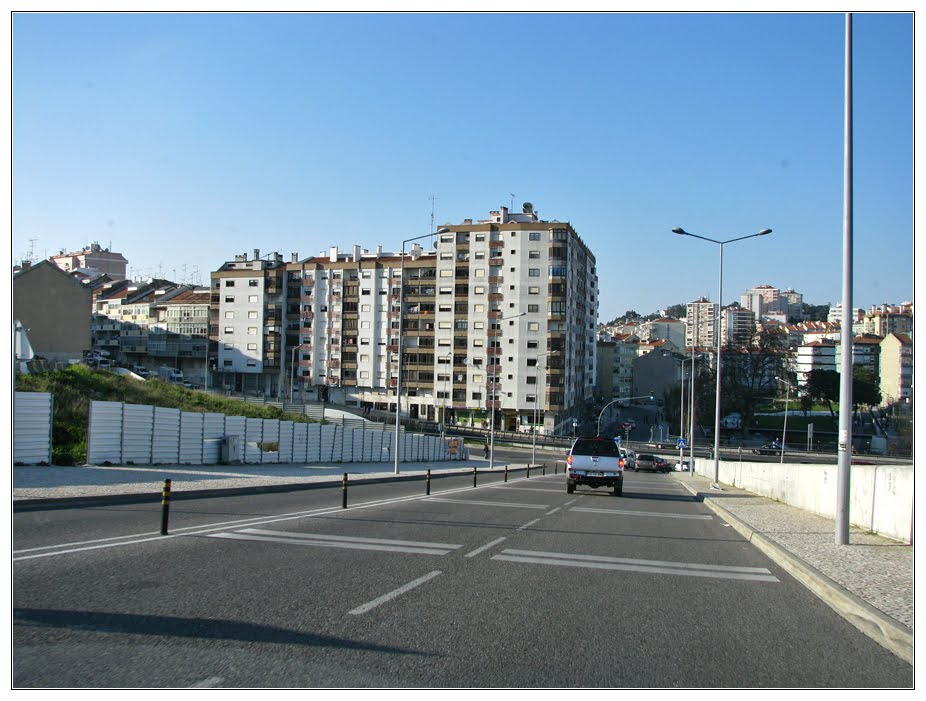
[794,341,837,386]
[276,202,598,434]
[686,298,717,349]
[879,333,912,405]
[720,306,757,344]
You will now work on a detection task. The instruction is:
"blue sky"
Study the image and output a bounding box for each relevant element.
[12,11,914,321]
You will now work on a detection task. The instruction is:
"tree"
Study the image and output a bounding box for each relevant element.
[852,366,882,418]
[805,369,840,418]
[718,326,790,433]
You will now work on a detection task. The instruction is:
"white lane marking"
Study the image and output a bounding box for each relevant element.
[208,529,460,555]
[13,479,530,561]
[546,507,561,516]
[487,485,564,493]
[517,518,541,531]
[564,499,578,507]
[571,507,713,520]
[492,549,779,582]
[189,677,224,688]
[465,537,507,558]
[424,498,549,509]
[348,571,442,615]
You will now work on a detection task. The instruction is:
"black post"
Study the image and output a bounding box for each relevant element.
[473,466,477,488]
[160,479,171,535]
[342,473,348,509]
[504,465,508,482]
[426,469,431,495]
[527,463,531,479]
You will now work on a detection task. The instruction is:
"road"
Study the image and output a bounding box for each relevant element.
[13,468,911,688]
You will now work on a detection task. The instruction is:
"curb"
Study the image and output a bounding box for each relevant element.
[678,480,913,665]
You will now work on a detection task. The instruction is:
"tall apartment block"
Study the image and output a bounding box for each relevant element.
[212,203,598,435]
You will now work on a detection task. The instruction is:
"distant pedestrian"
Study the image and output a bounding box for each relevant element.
[483,443,489,459]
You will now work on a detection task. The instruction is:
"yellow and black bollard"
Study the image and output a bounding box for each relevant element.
[160,479,172,535]
[473,466,477,488]
[342,473,348,509]
[504,465,508,482]
[426,469,431,495]
[526,463,531,479]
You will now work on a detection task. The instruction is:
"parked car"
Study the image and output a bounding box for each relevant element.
[131,365,151,379]
[674,460,691,472]
[654,456,670,473]
[566,437,624,496]
[635,453,658,472]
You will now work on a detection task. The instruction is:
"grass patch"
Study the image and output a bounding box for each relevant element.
[15,365,318,465]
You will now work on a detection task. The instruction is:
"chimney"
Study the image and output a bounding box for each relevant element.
[353,245,361,262]
[376,245,383,258]
[330,246,338,262]
[253,249,260,261]
[291,252,298,263]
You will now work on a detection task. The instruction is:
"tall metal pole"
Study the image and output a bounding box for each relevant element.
[688,348,696,476]
[394,243,406,474]
[836,12,854,545]
[711,243,724,489]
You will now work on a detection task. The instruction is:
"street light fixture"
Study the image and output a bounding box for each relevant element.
[488,311,526,470]
[394,227,450,475]
[775,376,792,464]
[531,350,559,466]
[672,226,772,489]
[596,393,654,437]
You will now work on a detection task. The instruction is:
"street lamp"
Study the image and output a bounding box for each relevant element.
[672,226,772,489]
[394,227,450,475]
[775,376,792,464]
[597,394,654,437]
[531,350,559,466]
[438,351,452,437]
[488,311,526,470]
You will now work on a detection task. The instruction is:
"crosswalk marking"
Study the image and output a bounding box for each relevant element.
[207,529,462,556]
[492,548,779,582]
[571,507,713,520]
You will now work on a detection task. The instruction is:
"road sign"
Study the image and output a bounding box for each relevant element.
[677,438,688,449]
[614,436,621,445]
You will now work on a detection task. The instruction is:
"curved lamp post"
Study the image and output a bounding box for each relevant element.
[672,227,771,489]
[775,375,792,464]
[394,227,450,475]
[596,393,654,437]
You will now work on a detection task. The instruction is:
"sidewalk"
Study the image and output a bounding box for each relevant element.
[12,461,913,665]
[672,471,913,665]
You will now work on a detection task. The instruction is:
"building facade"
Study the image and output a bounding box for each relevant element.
[879,333,912,406]
[51,243,128,281]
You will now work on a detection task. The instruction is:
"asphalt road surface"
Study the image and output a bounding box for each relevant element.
[13,468,912,688]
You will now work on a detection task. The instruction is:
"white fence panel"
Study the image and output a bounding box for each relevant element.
[244,418,264,464]
[202,413,226,465]
[87,401,124,465]
[122,404,154,465]
[14,392,53,465]
[152,407,181,464]
[261,420,280,464]
[278,421,294,463]
[292,423,309,463]
[179,412,204,464]
[320,425,337,462]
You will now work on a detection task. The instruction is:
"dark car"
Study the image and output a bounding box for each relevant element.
[654,456,670,473]
[753,444,780,455]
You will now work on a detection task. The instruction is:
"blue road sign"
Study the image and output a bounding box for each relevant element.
[677,438,688,449]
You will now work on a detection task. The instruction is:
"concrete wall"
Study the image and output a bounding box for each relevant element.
[694,457,913,544]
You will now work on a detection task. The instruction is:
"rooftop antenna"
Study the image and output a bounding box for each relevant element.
[27,238,38,264]
[510,193,515,210]
[429,194,438,235]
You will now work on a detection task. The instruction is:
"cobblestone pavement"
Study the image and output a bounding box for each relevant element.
[671,471,913,664]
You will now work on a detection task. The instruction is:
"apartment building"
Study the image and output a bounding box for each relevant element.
[720,306,757,345]
[637,316,685,350]
[685,298,717,350]
[148,288,211,385]
[51,242,128,281]
[210,250,289,395]
[276,203,598,434]
[794,341,837,386]
[879,333,912,405]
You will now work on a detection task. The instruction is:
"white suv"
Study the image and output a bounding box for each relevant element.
[566,437,624,496]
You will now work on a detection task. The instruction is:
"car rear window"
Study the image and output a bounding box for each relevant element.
[571,439,621,457]
[637,454,655,460]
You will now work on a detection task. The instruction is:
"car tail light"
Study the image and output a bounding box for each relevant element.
[566,455,572,465]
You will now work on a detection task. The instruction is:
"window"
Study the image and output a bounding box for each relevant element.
[439,321,452,329]
[528,287,540,295]
[475,233,485,242]
[527,341,538,349]
[529,269,540,277]
[248,327,258,335]
[473,286,485,294]
[529,232,541,241]
[248,311,258,319]
[528,322,540,331]
[249,295,258,303]
[529,251,540,259]
[224,327,234,334]
[440,269,453,277]
[249,280,259,287]
[247,343,257,351]
[224,343,234,350]
[225,296,235,303]
[474,304,485,313]
[223,359,233,367]
[225,311,234,319]
[528,304,539,313]
[225,280,235,287]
